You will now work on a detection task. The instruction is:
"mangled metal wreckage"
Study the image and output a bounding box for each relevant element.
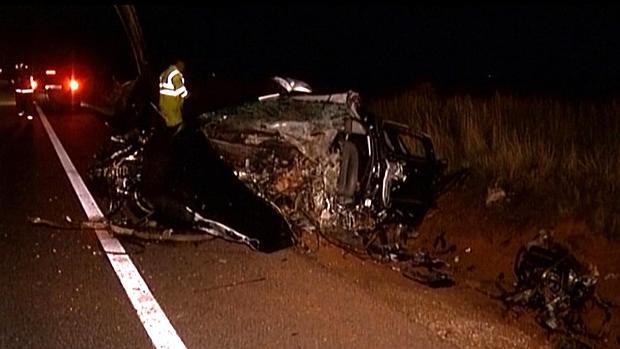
[200,90,446,251]
[88,87,446,254]
[86,6,446,253]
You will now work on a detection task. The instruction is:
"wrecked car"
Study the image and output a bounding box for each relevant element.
[200,89,447,248]
[88,85,447,253]
[86,6,448,253]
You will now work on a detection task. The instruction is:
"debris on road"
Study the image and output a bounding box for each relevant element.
[201,276,267,292]
[28,216,227,244]
[368,239,456,289]
[403,268,455,288]
[401,249,455,288]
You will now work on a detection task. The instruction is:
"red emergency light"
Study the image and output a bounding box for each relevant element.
[69,79,79,92]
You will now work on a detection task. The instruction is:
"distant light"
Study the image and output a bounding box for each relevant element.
[69,79,79,91]
[30,77,38,90]
[45,70,56,75]
[26,115,34,120]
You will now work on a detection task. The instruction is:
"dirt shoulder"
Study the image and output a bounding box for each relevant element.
[301,184,620,349]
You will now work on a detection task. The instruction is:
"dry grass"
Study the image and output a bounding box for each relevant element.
[368,83,620,238]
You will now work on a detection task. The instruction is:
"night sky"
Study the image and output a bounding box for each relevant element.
[2,4,620,96]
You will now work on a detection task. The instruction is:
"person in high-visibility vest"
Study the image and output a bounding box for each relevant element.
[14,63,36,118]
[141,60,190,224]
[158,60,189,128]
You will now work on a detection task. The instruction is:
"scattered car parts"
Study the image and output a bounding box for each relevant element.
[498,230,613,346]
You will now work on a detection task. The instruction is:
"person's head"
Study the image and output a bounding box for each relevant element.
[175,60,186,73]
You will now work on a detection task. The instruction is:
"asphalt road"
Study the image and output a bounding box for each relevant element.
[0,82,456,349]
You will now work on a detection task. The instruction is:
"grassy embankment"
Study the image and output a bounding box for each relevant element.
[369,84,620,238]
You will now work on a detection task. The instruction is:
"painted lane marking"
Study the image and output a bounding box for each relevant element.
[36,104,187,349]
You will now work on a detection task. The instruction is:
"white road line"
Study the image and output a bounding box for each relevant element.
[35,104,187,349]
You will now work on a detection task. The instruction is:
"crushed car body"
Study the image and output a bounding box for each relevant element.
[200,89,447,249]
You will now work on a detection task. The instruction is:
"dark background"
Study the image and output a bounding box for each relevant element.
[2,4,620,98]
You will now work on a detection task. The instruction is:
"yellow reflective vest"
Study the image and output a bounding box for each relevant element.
[158,65,188,127]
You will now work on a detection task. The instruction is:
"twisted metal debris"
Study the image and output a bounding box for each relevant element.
[498,230,613,347]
